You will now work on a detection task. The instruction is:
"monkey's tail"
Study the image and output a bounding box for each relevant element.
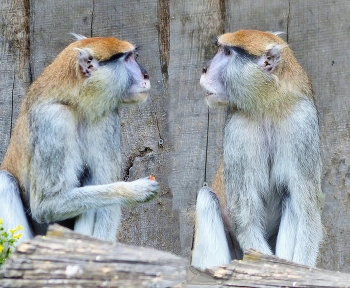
[191,186,231,270]
[0,170,34,243]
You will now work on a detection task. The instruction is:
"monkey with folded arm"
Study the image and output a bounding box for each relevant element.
[0,34,159,242]
[192,30,324,270]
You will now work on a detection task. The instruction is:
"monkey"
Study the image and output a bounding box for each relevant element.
[192,30,324,270]
[0,34,159,242]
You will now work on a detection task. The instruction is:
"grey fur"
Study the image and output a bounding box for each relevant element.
[193,32,323,268]
[224,98,323,265]
[0,39,158,242]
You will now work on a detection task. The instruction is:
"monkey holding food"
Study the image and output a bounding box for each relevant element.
[192,30,324,269]
[0,34,159,241]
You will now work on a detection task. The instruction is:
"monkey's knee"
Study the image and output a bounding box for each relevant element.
[192,186,231,270]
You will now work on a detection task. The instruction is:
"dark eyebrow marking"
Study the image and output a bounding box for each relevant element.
[99,52,129,65]
[226,46,257,60]
[232,46,251,57]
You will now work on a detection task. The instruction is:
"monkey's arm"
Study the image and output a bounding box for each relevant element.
[31,179,158,223]
[28,103,158,224]
[274,99,323,266]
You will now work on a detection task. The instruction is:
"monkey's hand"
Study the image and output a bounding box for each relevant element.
[125,177,159,204]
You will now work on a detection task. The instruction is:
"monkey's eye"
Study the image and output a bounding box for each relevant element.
[223,46,232,56]
[124,52,133,61]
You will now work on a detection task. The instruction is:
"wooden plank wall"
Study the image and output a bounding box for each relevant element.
[1,0,349,272]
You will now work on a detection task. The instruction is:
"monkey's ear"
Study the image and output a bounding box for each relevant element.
[77,48,99,78]
[71,33,87,40]
[257,45,283,73]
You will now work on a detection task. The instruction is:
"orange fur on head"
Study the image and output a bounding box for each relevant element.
[219,30,312,99]
[71,37,135,61]
[218,30,285,57]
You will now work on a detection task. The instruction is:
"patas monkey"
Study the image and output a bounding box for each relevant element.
[0,34,159,242]
[192,30,323,269]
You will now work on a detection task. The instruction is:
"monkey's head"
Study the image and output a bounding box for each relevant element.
[200,30,312,115]
[30,35,151,121]
[74,37,150,104]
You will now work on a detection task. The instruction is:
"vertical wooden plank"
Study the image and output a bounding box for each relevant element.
[288,1,350,272]
[28,0,179,253]
[225,0,350,272]
[92,0,226,257]
[29,0,93,79]
[225,1,289,33]
[0,0,30,162]
[167,0,225,256]
[90,0,181,254]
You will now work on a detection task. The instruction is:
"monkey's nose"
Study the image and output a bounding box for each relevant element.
[143,73,149,80]
[202,67,207,74]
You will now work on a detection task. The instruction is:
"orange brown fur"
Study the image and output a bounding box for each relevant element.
[211,160,226,209]
[219,30,313,101]
[73,37,135,61]
[1,36,135,197]
[0,35,158,242]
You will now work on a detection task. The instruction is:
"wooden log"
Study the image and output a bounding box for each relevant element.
[2,226,350,287]
[0,225,188,288]
[183,249,350,287]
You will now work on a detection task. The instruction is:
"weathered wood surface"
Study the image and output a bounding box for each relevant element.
[0,0,30,159]
[182,250,350,288]
[0,225,188,287]
[2,227,350,288]
[0,0,350,273]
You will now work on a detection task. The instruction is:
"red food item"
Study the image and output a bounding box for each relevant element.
[149,175,156,181]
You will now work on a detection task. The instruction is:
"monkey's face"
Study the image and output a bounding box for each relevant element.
[200,44,231,107]
[76,37,150,107]
[96,50,150,104]
[200,30,286,111]
[121,51,150,104]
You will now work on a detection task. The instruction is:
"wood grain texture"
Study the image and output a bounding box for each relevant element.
[3,231,349,288]
[90,0,180,255]
[0,0,30,160]
[182,249,350,287]
[287,1,350,272]
[0,225,188,287]
[167,0,225,257]
[0,0,350,273]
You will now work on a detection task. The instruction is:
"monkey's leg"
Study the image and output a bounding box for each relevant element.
[74,210,95,236]
[224,115,272,255]
[275,196,297,261]
[274,100,322,266]
[191,186,231,270]
[92,206,122,241]
[276,182,322,266]
[0,171,34,242]
[292,200,322,266]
